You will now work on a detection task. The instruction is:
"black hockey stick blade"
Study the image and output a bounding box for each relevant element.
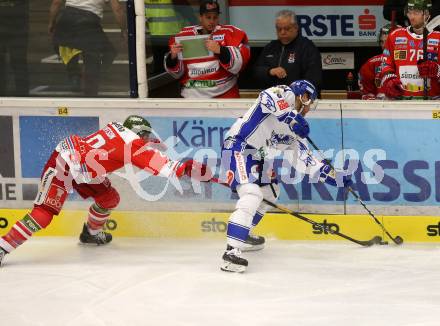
[262,199,383,248]
[347,189,404,246]
[354,235,383,247]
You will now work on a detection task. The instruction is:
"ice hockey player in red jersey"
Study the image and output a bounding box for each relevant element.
[381,0,440,99]
[358,24,394,100]
[164,0,250,98]
[0,115,211,266]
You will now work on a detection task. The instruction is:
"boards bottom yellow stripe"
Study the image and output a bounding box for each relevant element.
[0,209,439,242]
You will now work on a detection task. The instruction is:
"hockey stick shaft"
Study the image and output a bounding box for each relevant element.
[423,23,428,100]
[305,136,402,245]
[420,14,440,99]
[209,177,380,247]
[391,10,396,30]
[426,15,440,33]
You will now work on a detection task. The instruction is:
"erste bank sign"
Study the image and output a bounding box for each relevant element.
[228,0,386,43]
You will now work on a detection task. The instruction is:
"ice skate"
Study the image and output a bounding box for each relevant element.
[242,233,265,252]
[79,223,112,245]
[0,247,7,267]
[221,245,248,273]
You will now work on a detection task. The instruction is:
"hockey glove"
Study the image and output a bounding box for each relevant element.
[175,159,212,181]
[319,163,353,189]
[283,111,310,139]
[417,59,440,79]
[381,74,404,98]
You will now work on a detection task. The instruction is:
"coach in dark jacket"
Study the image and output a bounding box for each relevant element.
[254,9,322,92]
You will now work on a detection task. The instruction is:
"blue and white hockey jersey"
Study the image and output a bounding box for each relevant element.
[223,85,324,178]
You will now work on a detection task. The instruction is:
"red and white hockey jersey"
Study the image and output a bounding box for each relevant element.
[381,26,440,98]
[358,54,386,99]
[55,122,179,183]
[164,24,250,98]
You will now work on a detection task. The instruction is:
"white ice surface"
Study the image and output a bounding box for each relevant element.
[1,238,440,326]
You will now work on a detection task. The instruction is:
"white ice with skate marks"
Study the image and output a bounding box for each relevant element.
[1,238,440,326]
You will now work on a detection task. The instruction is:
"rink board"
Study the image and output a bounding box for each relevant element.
[1,209,440,243]
[2,96,440,252]
[1,99,440,216]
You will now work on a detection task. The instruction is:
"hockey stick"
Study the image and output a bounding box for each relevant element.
[305,136,403,245]
[208,177,382,247]
[422,15,440,99]
[391,10,396,31]
[423,17,428,100]
[426,15,440,33]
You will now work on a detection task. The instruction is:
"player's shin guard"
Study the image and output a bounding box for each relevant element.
[242,212,265,252]
[222,184,263,272]
[243,184,279,252]
[251,211,264,227]
[86,203,110,235]
[226,184,263,247]
[0,210,47,259]
[226,210,252,249]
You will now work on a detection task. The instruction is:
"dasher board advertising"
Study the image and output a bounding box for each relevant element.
[228,0,386,44]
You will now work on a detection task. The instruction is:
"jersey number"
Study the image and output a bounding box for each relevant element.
[86,134,106,149]
[409,49,424,61]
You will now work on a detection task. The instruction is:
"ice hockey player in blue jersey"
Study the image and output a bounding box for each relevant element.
[219,80,353,273]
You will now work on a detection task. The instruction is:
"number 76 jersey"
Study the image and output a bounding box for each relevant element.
[381,26,440,98]
[55,122,176,183]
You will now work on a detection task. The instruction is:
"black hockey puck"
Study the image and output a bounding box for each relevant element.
[380,241,389,245]
[394,236,404,245]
